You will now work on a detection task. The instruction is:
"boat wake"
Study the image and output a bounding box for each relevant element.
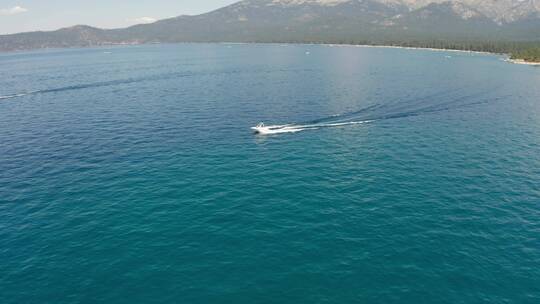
[252,87,503,135]
[252,120,372,135]
[0,71,197,101]
[0,93,30,100]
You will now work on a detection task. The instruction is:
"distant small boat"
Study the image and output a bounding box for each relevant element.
[251,122,303,135]
[251,122,273,134]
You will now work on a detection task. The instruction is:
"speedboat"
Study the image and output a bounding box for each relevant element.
[251,122,272,134]
[251,122,304,135]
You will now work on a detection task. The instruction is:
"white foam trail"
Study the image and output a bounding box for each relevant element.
[255,120,372,135]
[0,93,28,100]
[258,125,314,134]
[299,120,373,128]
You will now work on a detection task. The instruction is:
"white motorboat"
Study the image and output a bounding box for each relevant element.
[251,123,273,134]
[251,122,303,135]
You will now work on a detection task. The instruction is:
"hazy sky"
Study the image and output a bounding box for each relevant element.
[0,1,239,34]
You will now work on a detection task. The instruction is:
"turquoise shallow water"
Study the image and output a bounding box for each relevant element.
[1,44,540,303]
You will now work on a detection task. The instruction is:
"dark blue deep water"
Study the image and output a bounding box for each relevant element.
[1,44,540,303]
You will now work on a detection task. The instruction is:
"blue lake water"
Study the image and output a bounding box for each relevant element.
[1,43,539,303]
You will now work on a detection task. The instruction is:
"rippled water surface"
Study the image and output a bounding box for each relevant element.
[1,44,540,303]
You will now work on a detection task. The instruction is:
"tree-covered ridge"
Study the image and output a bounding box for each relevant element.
[378,41,540,63]
[510,47,540,63]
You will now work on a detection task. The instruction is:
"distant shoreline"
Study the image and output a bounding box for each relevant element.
[3,41,540,65]
[220,41,494,55]
[505,58,540,66]
[321,43,540,65]
[291,42,539,65]
[313,43,493,55]
[226,42,540,65]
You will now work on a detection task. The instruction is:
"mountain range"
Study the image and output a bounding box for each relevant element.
[1,0,540,52]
